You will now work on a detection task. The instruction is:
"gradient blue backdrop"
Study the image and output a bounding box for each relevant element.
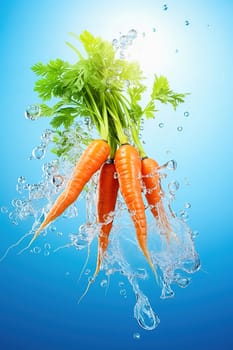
[1,1,233,349]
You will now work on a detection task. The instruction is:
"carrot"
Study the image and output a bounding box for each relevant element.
[95,160,119,276]
[141,157,176,242]
[141,157,161,218]
[30,139,110,245]
[114,144,157,278]
[78,160,119,303]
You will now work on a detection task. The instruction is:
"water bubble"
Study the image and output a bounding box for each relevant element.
[44,250,50,256]
[159,122,164,128]
[25,105,40,120]
[185,20,190,26]
[85,269,91,275]
[119,281,125,288]
[134,294,160,330]
[152,27,156,32]
[112,39,118,49]
[133,332,141,340]
[177,126,183,132]
[65,271,70,277]
[184,202,191,209]
[163,4,168,11]
[160,283,175,299]
[127,29,137,40]
[32,146,46,160]
[63,205,78,219]
[100,279,108,288]
[184,111,190,117]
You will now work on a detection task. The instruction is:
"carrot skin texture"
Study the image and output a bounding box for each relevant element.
[114,144,155,274]
[141,157,161,218]
[95,161,119,276]
[141,157,174,242]
[32,140,110,242]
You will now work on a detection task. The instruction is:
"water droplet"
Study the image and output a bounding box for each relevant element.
[52,175,64,188]
[175,274,191,288]
[44,250,50,256]
[120,289,127,296]
[44,243,51,250]
[177,126,183,132]
[152,27,156,32]
[33,246,41,254]
[65,271,70,277]
[113,172,118,179]
[179,210,189,221]
[127,29,137,40]
[168,180,180,193]
[191,230,199,239]
[133,332,141,340]
[25,105,40,120]
[182,254,201,273]
[119,281,125,288]
[163,4,168,11]
[112,38,118,48]
[1,206,8,214]
[166,160,177,171]
[85,269,91,275]
[119,35,128,49]
[134,294,160,330]
[100,279,108,288]
[18,176,26,184]
[184,202,191,209]
[159,122,164,128]
[184,111,190,117]
[160,282,174,299]
[32,146,46,160]
[185,20,190,26]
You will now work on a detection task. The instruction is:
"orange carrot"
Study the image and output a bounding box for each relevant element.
[141,157,161,218]
[30,139,110,244]
[95,160,119,276]
[141,157,175,242]
[114,144,157,277]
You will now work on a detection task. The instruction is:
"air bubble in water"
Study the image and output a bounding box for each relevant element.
[185,20,190,26]
[159,122,164,128]
[133,332,141,340]
[32,146,46,160]
[184,111,190,117]
[120,289,127,296]
[152,27,156,32]
[25,105,40,120]
[177,126,183,132]
[112,38,118,48]
[163,4,168,11]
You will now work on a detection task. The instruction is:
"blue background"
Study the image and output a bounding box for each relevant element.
[1,0,233,349]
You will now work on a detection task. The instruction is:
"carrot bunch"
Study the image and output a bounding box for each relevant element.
[29,30,187,287]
